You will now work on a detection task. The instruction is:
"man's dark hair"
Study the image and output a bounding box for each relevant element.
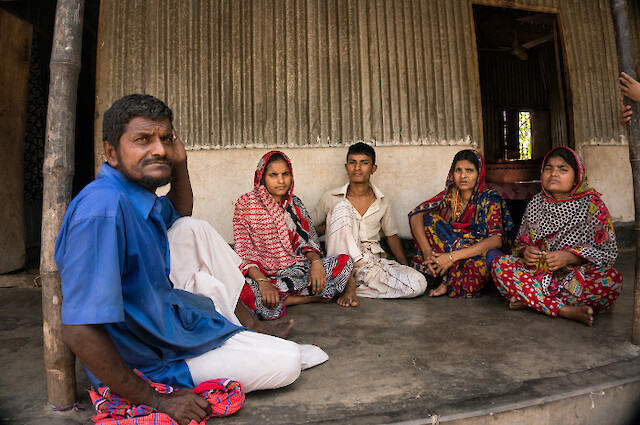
[103,94,173,148]
[347,142,376,164]
[544,147,579,177]
[452,149,480,172]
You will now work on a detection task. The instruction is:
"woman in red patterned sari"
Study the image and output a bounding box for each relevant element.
[491,147,623,326]
[409,150,514,298]
[233,151,354,319]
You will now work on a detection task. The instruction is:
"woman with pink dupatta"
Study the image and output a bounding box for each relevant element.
[233,151,355,320]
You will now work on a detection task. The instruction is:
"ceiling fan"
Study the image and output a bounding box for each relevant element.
[479,29,554,61]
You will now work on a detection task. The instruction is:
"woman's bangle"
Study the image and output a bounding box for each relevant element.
[255,278,269,282]
[449,253,454,262]
[311,259,322,264]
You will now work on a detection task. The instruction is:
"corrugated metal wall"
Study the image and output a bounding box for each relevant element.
[96,0,626,151]
[97,0,481,150]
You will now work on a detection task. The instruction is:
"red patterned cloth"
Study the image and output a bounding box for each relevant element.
[233,151,322,276]
[89,370,244,424]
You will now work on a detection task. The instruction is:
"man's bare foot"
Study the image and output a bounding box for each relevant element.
[428,283,447,297]
[234,302,294,338]
[285,295,331,306]
[559,305,594,326]
[337,276,359,307]
[508,296,527,310]
[253,318,295,338]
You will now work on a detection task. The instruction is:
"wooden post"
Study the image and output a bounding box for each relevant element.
[610,0,640,345]
[41,0,85,406]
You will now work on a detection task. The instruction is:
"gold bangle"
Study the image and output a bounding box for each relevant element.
[312,259,322,264]
[449,254,454,262]
[255,278,269,282]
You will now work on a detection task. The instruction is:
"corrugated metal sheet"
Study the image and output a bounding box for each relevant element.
[97,0,480,150]
[96,0,626,151]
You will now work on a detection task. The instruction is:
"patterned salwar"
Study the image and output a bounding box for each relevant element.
[491,147,623,317]
[409,150,514,298]
[234,151,353,319]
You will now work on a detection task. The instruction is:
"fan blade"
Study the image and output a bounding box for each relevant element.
[521,34,554,50]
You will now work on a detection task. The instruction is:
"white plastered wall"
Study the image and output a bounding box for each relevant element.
[580,145,634,223]
[167,146,463,243]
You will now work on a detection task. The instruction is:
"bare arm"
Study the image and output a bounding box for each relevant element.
[315,224,326,236]
[246,266,281,308]
[431,235,502,276]
[409,212,432,256]
[166,131,193,216]
[61,324,210,425]
[305,251,326,294]
[386,234,409,266]
[450,234,502,262]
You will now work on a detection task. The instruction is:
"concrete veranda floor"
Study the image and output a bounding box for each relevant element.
[1,251,640,425]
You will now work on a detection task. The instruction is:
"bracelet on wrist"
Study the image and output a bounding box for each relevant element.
[312,259,322,264]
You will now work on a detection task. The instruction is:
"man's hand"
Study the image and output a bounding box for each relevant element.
[170,129,188,166]
[522,246,542,267]
[308,260,327,294]
[154,389,212,425]
[166,128,193,216]
[61,324,207,425]
[620,72,640,103]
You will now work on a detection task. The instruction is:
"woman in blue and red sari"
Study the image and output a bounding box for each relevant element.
[409,149,514,298]
[491,147,622,326]
[234,151,355,320]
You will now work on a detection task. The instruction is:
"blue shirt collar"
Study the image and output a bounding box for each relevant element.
[98,163,158,219]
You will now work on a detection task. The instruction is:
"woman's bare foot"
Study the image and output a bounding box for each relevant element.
[508,296,527,310]
[559,305,594,326]
[337,276,359,307]
[285,295,331,306]
[428,283,447,297]
[253,318,295,338]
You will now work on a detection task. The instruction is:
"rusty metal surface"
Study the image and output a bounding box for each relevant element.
[96,0,627,152]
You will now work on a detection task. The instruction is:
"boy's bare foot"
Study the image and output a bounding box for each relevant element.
[508,296,527,310]
[337,276,359,307]
[428,283,447,297]
[559,305,594,326]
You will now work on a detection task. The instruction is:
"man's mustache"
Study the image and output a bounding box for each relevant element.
[142,157,172,166]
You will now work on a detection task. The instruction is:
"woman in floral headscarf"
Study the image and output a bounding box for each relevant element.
[233,151,355,320]
[409,149,514,298]
[491,147,623,326]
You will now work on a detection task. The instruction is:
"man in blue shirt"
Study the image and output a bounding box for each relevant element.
[56,94,307,424]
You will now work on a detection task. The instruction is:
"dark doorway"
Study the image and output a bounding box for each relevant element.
[0,0,100,271]
[472,4,573,226]
[473,4,572,164]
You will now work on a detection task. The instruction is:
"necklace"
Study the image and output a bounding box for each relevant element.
[452,189,471,221]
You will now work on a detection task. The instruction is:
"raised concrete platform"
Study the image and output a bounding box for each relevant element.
[1,251,639,424]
